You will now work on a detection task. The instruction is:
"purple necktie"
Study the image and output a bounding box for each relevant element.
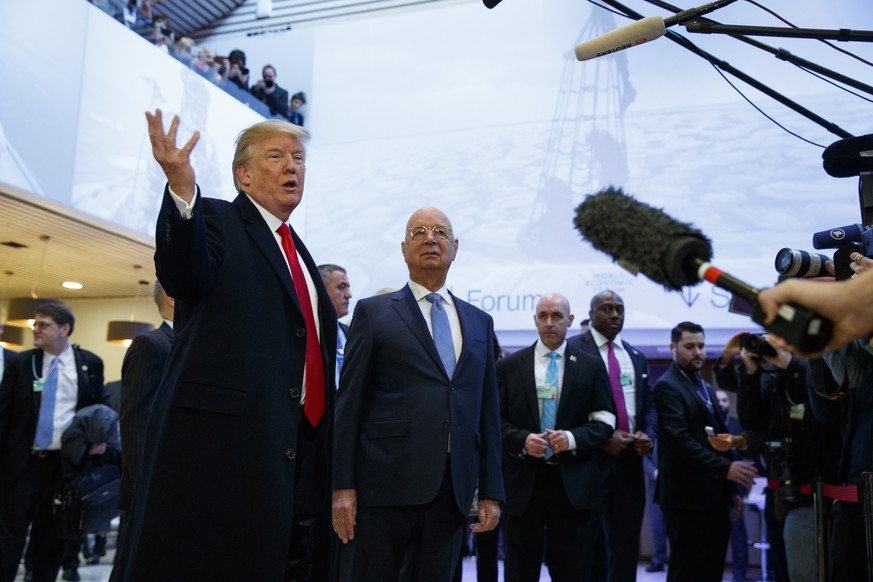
[607,341,630,432]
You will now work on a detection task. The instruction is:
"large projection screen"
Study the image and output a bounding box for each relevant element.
[1,0,870,352]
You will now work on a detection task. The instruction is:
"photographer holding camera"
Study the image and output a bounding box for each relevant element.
[716,332,825,582]
[225,49,250,92]
[807,337,873,582]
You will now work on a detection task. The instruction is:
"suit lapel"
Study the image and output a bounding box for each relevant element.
[518,345,540,426]
[677,367,724,430]
[392,286,445,374]
[235,194,302,319]
[556,345,579,425]
[450,291,474,379]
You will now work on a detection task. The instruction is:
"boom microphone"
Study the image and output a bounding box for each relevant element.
[574,16,667,61]
[574,187,833,352]
[822,134,873,177]
[574,0,738,61]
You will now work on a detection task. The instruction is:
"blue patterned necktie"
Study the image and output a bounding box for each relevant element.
[542,351,559,459]
[34,356,59,449]
[426,293,456,378]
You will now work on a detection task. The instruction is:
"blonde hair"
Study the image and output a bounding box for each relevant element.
[232,120,310,191]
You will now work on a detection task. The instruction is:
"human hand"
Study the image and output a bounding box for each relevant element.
[601,430,636,457]
[470,499,501,533]
[757,275,873,356]
[850,251,873,276]
[89,442,107,456]
[523,432,549,458]
[144,109,199,202]
[726,460,758,489]
[708,433,744,452]
[719,332,745,365]
[739,348,760,375]
[761,335,792,370]
[545,429,569,455]
[332,489,357,544]
[632,431,653,456]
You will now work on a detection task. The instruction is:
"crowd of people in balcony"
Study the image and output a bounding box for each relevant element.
[89,0,308,124]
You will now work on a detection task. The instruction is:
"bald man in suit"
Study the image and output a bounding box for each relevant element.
[332,207,504,582]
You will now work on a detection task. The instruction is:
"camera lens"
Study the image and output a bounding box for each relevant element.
[739,333,778,358]
[775,248,830,278]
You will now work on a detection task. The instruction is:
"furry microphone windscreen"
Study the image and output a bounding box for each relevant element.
[823,134,873,178]
[573,186,713,291]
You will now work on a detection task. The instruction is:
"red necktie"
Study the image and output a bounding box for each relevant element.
[277,223,324,426]
[607,341,630,432]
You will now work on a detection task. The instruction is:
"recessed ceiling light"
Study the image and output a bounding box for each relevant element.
[62,281,83,290]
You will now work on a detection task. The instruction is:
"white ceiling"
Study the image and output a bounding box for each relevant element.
[0,184,157,306]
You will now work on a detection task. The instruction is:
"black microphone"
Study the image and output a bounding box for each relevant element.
[574,187,833,352]
[574,0,738,61]
[822,134,873,177]
[812,223,866,249]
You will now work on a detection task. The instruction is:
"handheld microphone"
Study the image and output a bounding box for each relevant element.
[574,0,737,61]
[574,187,833,352]
[812,224,866,249]
[822,134,873,177]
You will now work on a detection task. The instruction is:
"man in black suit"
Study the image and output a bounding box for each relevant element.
[332,207,504,582]
[0,323,17,380]
[653,321,757,582]
[568,290,656,581]
[0,301,105,582]
[111,110,336,581]
[117,280,174,514]
[319,263,352,389]
[499,292,615,581]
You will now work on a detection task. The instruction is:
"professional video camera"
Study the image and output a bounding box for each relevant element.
[774,134,873,280]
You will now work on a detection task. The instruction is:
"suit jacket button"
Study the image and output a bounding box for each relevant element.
[442,421,450,429]
[297,328,306,337]
[286,448,296,460]
[290,388,300,399]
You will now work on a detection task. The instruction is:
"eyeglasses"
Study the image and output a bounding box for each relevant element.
[408,225,452,241]
[31,321,57,330]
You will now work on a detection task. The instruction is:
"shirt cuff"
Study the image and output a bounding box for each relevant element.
[565,430,577,451]
[168,184,198,219]
[589,410,616,429]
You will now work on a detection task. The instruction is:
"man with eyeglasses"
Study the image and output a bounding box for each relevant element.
[0,301,105,582]
[332,207,504,581]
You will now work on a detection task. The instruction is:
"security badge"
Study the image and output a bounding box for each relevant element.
[620,372,632,387]
[536,385,556,400]
[33,379,45,393]
[789,403,806,421]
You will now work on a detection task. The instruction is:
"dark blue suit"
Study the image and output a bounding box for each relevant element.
[117,321,173,512]
[568,331,656,582]
[334,284,504,581]
[112,190,336,582]
[654,363,732,582]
